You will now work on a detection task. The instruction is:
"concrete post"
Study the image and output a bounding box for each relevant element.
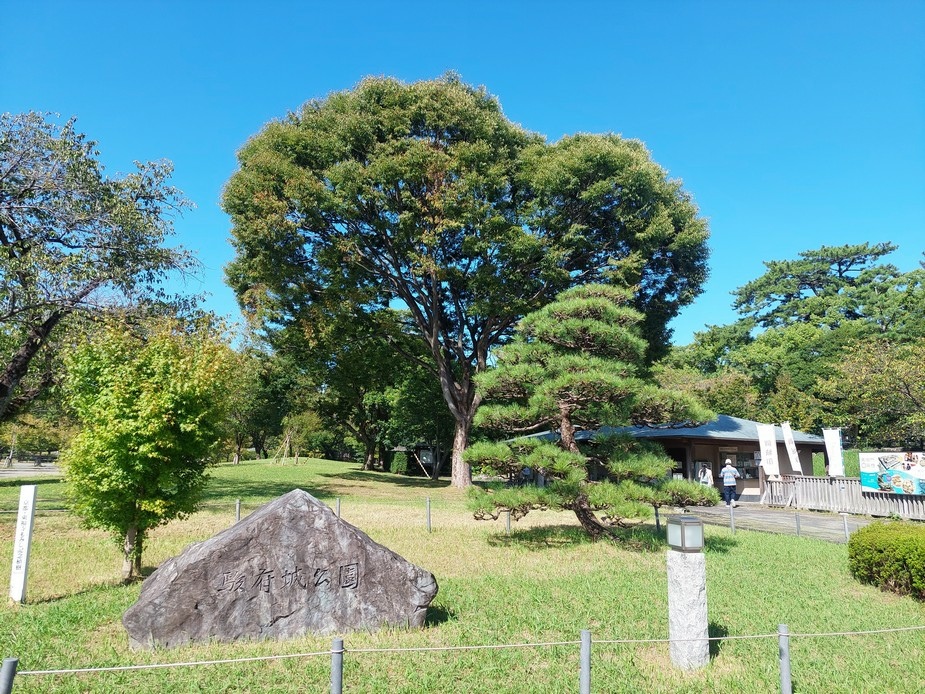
[666,550,709,669]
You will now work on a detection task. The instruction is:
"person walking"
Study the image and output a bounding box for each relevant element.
[697,462,713,487]
[720,459,740,506]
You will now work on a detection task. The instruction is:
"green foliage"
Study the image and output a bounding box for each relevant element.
[820,338,925,447]
[467,284,713,538]
[848,521,925,599]
[390,451,408,475]
[223,75,709,484]
[60,318,234,580]
[665,242,925,439]
[0,112,195,421]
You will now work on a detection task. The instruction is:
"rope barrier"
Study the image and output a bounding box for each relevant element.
[15,625,925,677]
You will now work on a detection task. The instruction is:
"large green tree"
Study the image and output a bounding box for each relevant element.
[466,284,715,539]
[0,112,196,421]
[223,75,709,487]
[61,319,234,581]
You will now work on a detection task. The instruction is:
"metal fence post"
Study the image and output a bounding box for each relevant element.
[0,658,18,694]
[729,504,735,534]
[426,497,432,533]
[330,638,344,694]
[579,630,591,694]
[235,498,241,523]
[840,513,850,541]
[778,624,792,694]
[794,513,801,537]
[654,505,661,533]
[336,497,341,518]
[505,510,511,536]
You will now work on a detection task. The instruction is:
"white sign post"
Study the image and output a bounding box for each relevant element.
[780,422,803,475]
[823,428,845,477]
[9,484,37,604]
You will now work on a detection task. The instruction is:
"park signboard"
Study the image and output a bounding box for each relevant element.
[859,452,925,495]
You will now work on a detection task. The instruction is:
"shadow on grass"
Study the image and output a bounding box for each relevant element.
[704,536,737,554]
[198,478,341,505]
[315,469,452,491]
[0,477,62,489]
[708,621,728,659]
[425,604,455,627]
[486,523,678,552]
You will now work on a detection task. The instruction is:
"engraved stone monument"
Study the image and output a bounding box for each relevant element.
[123,489,438,649]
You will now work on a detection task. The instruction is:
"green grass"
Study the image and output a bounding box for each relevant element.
[0,458,923,692]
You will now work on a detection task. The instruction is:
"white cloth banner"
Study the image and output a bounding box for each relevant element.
[780,421,803,475]
[756,423,780,477]
[823,428,844,476]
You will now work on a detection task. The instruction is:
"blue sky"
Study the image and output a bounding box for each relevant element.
[3,1,923,344]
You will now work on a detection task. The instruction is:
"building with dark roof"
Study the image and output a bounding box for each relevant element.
[553,415,827,502]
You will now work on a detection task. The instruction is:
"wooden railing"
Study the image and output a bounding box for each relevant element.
[765,475,925,520]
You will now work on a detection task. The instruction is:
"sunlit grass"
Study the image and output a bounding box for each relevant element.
[0,458,922,692]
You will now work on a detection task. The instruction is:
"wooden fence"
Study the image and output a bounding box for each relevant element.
[764,475,925,521]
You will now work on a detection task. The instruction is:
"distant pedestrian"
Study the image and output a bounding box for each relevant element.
[720,459,740,506]
[697,462,713,487]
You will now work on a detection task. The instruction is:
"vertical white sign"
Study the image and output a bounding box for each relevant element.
[823,428,845,477]
[780,422,803,475]
[756,423,780,477]
[9,484,37,603]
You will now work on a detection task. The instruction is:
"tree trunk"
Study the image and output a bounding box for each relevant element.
[363,445,376,471]
[572,492,610,541]
[450,418,472,488]
[122,524,139,583]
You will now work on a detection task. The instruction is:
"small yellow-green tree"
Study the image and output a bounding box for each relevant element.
[61,319,234,581]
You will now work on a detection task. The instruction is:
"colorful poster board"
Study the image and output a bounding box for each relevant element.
[859,452,925,495]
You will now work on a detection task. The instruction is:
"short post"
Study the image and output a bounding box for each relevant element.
[579,629,591,694]
[654,505,661,533]
[336,497,341,518]
[666,516,709,670]
[794,513,801,537]
[778,624,792,694]
[505,510,511,536]
[840,512,850,541]
[0,658,18,694]
[330,638,344,694]
[729,504,735,534]
[426,497,432,533]
[235,499,241,523]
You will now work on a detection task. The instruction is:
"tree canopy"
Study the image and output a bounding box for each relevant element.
[223,75,709,487]
[0,112,195,421]
[61,318,234,581]
[466,284,715,539]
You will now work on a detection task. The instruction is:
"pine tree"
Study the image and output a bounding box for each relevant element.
[466,284,717,539]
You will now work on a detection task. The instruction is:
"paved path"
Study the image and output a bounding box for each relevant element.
[683,503,874,544]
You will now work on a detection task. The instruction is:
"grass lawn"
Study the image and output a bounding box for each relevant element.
[0,458,923,693]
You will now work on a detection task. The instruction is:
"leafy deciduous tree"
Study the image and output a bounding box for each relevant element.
[61,319,233,581]
[0,112,196,421]
[223,75,709,487]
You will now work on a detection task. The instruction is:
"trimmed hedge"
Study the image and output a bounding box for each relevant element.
[848,521,925,599]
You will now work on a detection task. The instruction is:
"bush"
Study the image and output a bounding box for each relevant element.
[391,451,408,475]
[848,521,925,599]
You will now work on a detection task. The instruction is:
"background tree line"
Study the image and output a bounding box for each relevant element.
[656,241,925,448]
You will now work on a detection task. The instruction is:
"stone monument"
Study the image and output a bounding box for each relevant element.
[123,489,438,649]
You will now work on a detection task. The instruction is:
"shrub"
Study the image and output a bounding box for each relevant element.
[391,451,408,475]
[848,521,925,599]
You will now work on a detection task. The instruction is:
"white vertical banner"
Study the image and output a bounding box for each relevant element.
[9,484,37,603]
[823,428,845,477]
[756,423,780,477]
[780,422,803,475]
